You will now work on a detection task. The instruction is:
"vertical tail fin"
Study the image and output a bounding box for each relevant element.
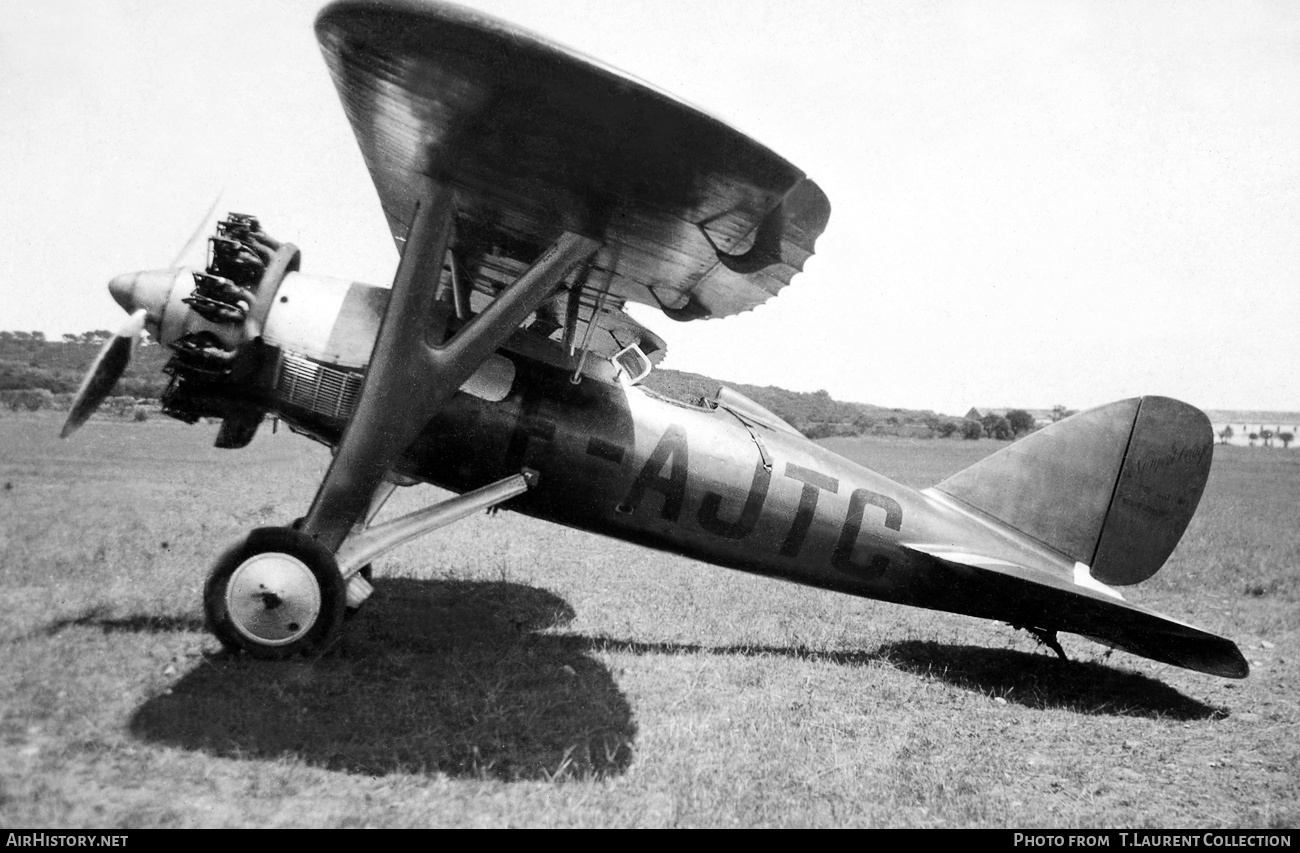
[935,397,1212,585]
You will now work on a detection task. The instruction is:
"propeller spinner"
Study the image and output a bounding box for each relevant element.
[59,267,192,439]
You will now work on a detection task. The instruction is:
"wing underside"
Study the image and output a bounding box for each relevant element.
[315,0,832,359]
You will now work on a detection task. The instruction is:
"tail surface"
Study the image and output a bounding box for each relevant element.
[900,397,1242,676]
[935,397,1213,585]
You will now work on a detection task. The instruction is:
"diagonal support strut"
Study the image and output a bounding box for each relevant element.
[335,469,538,577]
[302,174,599,551]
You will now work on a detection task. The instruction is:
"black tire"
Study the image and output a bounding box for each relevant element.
[204,527,346,659]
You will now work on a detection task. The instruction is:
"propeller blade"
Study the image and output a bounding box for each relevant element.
[168,191,224,268]
[60,309,147,439]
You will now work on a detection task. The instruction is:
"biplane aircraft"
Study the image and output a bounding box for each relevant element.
[63,0,1247,679]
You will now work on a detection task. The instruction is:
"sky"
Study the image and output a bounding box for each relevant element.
[3,0,1297,416]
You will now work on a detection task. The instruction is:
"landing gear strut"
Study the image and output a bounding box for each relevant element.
[207,470,538,657]
[203,175,590,659]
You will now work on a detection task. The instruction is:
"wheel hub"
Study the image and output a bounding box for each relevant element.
[225,552,322,645]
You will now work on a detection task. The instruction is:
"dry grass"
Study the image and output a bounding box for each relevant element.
[1,415,1295,827]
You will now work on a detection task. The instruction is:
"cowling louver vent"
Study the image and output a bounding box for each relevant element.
[275,351,362,420]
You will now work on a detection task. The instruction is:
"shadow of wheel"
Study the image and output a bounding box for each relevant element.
[134,577,637,781]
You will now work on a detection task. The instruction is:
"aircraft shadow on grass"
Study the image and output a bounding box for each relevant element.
[125,581,1221,779]
[545,635,1225,721]
[875,640,1227,720]
[128,578,636,782]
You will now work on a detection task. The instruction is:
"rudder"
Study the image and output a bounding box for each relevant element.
[1090,397,1213,584]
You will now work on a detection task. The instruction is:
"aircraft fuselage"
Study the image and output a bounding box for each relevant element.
[90,254,1247,676]
[272,348,1076,629]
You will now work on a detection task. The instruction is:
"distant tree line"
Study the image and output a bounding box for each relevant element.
[1,330,118,343]
[0,330,170,397]
[976,409,1036,440]
[1,388,147,420]
[1217,424,1294,448]
[61,330,113,344]
[642,367,1049,442]
[4,331,1137,445]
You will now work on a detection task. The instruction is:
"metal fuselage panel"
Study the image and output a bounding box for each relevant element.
[252,276,1082,622]
[262,273,387,369]
[271,349,1075,617]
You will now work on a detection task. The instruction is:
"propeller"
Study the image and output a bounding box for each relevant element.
[60,309,147,438]
[60,195,226,439]
[170,192,224,268]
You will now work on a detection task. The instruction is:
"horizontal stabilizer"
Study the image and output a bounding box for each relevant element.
[898,545,1248,678]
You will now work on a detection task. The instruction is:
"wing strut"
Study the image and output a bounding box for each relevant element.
[570,274,614,385]
[301,175,599,551]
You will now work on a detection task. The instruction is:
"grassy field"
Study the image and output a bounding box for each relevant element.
[1,413,1295,828]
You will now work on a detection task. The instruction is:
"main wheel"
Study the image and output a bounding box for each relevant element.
[204,527,346,659]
